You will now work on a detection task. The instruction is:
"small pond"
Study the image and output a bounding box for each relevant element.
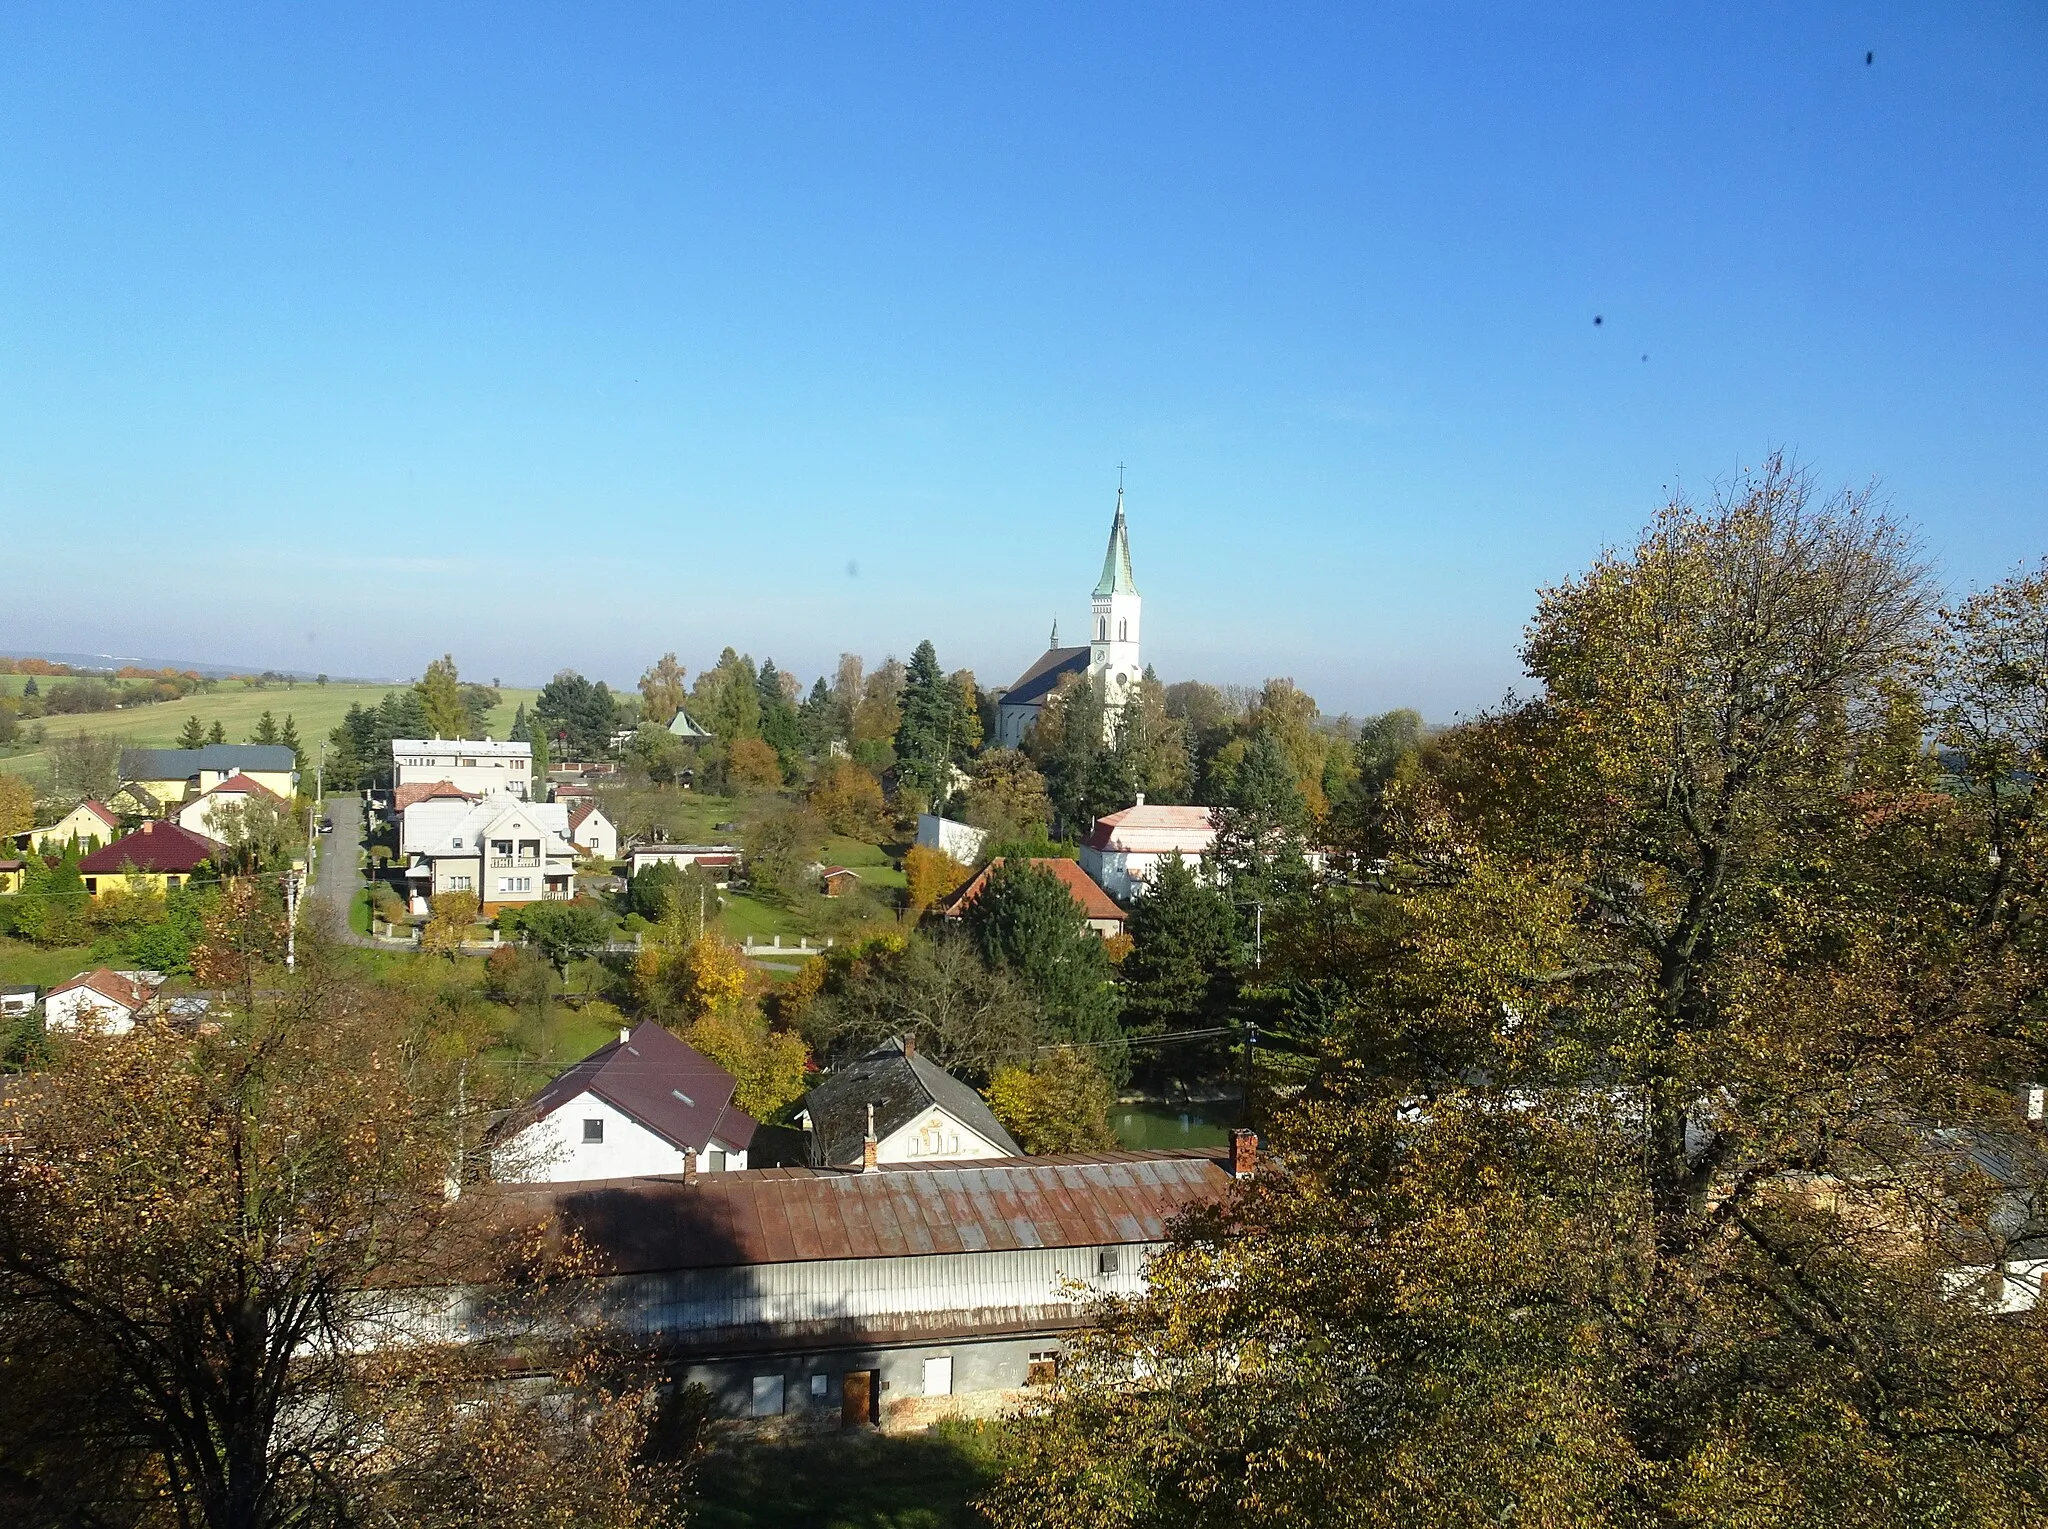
[1110,1100,1242,1150]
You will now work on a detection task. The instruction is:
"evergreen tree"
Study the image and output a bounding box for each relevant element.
[206,721,226,745]
[692,649,761,744]
[1030,676,1119,832]
[21,676,37,697]
[757,660,802,768]
[798,677,837,757]
[534,671,615,758]
[894,640,959,803]
[966,861,1121,1050]
[279,714,304,774]
[1211,726,1314,909]
[250,711,280,747]
[508,702,530,743]
[1121,853,1238,1036]
[177,716,207,750]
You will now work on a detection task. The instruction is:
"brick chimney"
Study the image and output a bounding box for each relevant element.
[901,1034,915,1057]
[1228,1128,1258,1180]
[862,1102,879,1173]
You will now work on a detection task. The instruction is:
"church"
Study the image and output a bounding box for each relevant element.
[993,488,1142,750]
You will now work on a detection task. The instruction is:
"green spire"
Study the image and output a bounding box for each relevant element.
[1092,487,1138,598]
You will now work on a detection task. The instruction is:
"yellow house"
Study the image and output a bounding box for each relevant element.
[30,799,121,853]
[77,821,224,895]
[117,745,298,809]
[0,858,23,894]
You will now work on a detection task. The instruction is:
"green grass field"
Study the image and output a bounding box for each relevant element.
[689,1423,1009,1529]
[0,680,539,779]
[0,938,101,990]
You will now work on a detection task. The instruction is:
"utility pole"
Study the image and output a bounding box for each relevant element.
[288,743,325,974]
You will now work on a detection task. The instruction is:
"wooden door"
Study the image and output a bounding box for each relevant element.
[841,1369,876,1427]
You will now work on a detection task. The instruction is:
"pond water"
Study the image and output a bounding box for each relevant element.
[1110,1101,1241,1150]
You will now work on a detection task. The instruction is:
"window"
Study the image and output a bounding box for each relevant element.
[1118,619,1127,641]
[810,1373,829,1398]
[922,1356,953,1396]
[164,876,180,891]
[84,878,97,893]
[1027,1352,1058,1386]
[582,1119,604,1143]
[1096,617,1106,640]
[751,1375,785,1417]
[496,878,510,893]
[708,1148,727,1172]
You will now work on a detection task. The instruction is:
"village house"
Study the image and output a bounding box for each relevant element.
[914,813,988,865]
[936,856,1128,939]
[27,799,120,853]
[567,801,618,860]
[390,737,532,809]
[400,791,575,912]
[489,1021,757,1182]
[800,1038,1023,1169]
[0,858,24,895]
[431,1137,1254,1425]
[44,969,163,1034]
[1079,799,1219,903]
[625,843,743,881]
[1,985,37,1019]
[176,773,289,840]
[76,821,223,895]
[119,745,298,808]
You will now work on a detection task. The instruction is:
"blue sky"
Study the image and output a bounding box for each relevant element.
[3,4,2043,719]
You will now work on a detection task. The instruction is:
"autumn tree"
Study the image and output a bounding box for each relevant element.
[0,774,32,839]
[725,735,785,794]
[988,457,2048,1528]
[961,748,1054,847]
[809,757,890,842]
[802,930,1043,1080]
[637,652,688,726]
[986,1045,1118,1154]
[191,877,288,1013]
[903,843,970,914]
[421,889,481,958]
[0,959,678,1529]
[45,729,122,802]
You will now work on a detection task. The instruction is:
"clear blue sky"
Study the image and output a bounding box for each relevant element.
[3,4,2043,719]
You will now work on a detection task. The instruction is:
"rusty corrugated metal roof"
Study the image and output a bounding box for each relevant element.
[481,1149,1231,1274]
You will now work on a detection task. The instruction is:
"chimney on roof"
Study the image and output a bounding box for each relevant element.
[1135,792,1145,807]
[1229,1128,1258,1180]
[901,1034,915,1057]
[863,1102,879,1173]
[620,1026,632,1046]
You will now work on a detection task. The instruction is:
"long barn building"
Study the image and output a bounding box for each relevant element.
[447,1146,1243,1426]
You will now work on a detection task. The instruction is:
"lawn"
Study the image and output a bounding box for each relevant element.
[0,938,101,990]
[687,1422,1009,1529]
[0,680,539,778]
[822,834,907,890]
[717,891,810,943]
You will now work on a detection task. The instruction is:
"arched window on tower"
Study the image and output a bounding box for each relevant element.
[1118,620,1128,641]
[1097,617,1106,641]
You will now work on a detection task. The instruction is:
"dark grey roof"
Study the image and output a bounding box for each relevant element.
[120,744,298,779]
[805,1038,1023,1166]
[497,1021,758,1155]
[999,646,1090,710]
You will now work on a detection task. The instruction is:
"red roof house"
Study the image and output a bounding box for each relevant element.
[77,821,224,885]
[935,856,1128,937]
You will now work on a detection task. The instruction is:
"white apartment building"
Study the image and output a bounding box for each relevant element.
[402,794,576,911]
[391,738,532,804]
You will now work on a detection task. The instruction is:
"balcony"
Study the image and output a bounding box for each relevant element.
[489,856,544,868]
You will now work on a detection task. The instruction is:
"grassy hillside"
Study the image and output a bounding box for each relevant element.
[0,680,539,779]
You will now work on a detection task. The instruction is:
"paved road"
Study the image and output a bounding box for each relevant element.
[312,791,377,945]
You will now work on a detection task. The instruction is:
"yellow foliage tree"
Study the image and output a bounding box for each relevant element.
[902,843,969,915]
[0,774,33,839]
[671,932,753,1020]
[726,736,784,794]
[986,1046,1117,1154]
[808,757,890,841]
[420,890,480,960]
[683,1010,810,1118]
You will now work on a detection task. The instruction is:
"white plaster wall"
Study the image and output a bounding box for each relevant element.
[45,991,137,1035]
[493,1089,748,1183]
[876,1105,1008,1164]
[915,815,987,865]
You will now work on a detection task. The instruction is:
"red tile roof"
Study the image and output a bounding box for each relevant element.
[79,800,121,828]
[46,968,157,1012]
[1082,803,1218,853]
[937,856,1126,925]
[393,780,482,812]
[203,773,285,803]
[77,821,224,875]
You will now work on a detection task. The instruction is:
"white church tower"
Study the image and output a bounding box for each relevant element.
[1088,485,1141,729]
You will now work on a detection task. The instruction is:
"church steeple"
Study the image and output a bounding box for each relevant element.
[1093,484,1139,598]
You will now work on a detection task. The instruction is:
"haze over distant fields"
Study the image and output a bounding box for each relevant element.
[2,5,2042,718]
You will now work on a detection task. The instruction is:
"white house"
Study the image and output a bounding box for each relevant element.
[489,1021,758,1182]
[43,969,163,1035]
[0,986,38,1019]
[914,813,987,866]
[176,773,289,840]
[799,1037,1023,1169]
[390,737,532,808]
[1079,800,1218,903]
[401,793,576,911]
[625,843,743,881]
[568,802,618,860]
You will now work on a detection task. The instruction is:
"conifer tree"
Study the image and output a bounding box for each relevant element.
[207,720,226,745]
[177,716,207,750]
[894,640,959,803]
[413,653,467,739]
[251,710,280,747]
[757,660,802,768]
